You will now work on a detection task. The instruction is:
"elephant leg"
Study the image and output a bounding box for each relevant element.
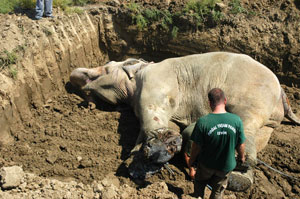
[227,125,273,191]
[243,117,264,167]
[256,126,273,153]
[227,117,263,191]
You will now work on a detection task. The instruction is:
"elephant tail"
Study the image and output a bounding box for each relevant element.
[282,88,300,125]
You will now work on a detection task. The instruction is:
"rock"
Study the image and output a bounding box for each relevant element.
[215,2,227,12]
[102,184,118,199]
[0,166,24,190]
[293,92,300,100]
[93,183,104,193]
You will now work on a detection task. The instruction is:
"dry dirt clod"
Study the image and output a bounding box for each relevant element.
[0,166,24,190]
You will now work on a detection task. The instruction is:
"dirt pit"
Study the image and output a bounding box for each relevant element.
[0,83,299,198]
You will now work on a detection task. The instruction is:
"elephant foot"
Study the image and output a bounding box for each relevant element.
[227,169,253,192]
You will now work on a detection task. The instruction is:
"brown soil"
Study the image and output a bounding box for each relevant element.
[0,0,299,198]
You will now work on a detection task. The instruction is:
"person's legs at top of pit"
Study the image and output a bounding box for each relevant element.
[44,0,54,18]
[35,0,44,20]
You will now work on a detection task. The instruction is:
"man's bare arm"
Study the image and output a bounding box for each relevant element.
[184,142,201,180]
[188,142,201,167]
[236,143,245,163]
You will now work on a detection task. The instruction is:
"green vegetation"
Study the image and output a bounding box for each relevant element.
[184,0,220,17]
[65,7,84,15]
[42,26,52,36]
[126,0,225,33]
[0,0,16,14]
[9,67,18,79]
[0,49,18,79]
[183,0,223,27]
[18,0,36,9]
[0,50,17,69]
[0,0,92,14]
[171,26,179,38]
[229,0,246,14]
[127,3,174,31]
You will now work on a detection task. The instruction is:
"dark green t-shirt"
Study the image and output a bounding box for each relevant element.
[191,112,246,172]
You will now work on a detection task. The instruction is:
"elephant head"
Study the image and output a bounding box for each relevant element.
[70,58,149,105]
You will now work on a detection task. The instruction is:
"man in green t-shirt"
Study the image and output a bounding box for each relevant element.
[186,88,246,199]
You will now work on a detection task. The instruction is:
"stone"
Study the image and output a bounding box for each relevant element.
[0,166,24,190]
[102,185,118,199]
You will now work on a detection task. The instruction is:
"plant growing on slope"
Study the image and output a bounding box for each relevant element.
[127,3,174,31]
[229,0,246,14]
[0,50,19,79]
[183,0,223,28]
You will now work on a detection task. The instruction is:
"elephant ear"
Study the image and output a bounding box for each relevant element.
[122,61,151,79]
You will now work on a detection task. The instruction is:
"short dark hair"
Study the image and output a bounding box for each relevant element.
[208,88,225,108]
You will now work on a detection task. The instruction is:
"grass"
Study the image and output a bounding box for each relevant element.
[65,7,84,15]
[0,0,91,14]
[229,0,246,14]
[9,67,18,79]
[183,0,223,27]
[0,50,17,69]
[171,26,179,38]
[42,26,52,36]
[126,3,174,31]
[0,50,19,79]
[0,0,16,14]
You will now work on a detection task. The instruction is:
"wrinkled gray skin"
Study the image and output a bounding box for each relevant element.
[70,52,300,191]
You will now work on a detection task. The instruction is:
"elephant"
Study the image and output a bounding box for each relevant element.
[70,52,300,191]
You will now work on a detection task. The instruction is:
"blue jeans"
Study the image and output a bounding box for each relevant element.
[35,0,53,19]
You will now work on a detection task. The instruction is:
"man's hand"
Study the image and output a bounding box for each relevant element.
[189,166,196,180]
[184,153,196,180]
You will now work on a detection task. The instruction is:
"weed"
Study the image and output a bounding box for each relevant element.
[53,0,72,10]
[126,3,147,30]
[0,0,94,14]
[0,49,19,79]
[144,8,161,21]
[126,2,174,31]
[247,10,256,17]
[183,0,221,27]
[126,2,141,13]
[0,0,15,14]
[171,26,179,38]
[73,0,89,6]
[17,43,27,52]
[135,14,148,31]
[229,0,246,14]
[211,10,223,22]
[161,10,172,31]
[184,0,220,16]
[65,7,84,15]
[0,50,18,69]
[17,0,35,9]
[9,67,18,79]
[42,26,52,36]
